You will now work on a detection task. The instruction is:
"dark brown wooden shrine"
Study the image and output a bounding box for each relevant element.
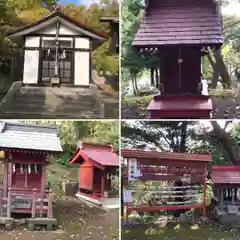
[133,0,223,119]
[212,166,240,224]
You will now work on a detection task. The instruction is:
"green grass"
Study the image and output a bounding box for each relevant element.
[122,223,233,240]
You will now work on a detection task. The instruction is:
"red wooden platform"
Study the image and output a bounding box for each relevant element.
[147,95,212,119]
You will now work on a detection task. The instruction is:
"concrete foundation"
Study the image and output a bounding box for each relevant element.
[28,218,57,231]
[0,217,14,230]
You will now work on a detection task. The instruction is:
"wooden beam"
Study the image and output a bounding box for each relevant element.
[31,189,37,218]
[47,189,53,219]
[3,160,8,198]
[101,172,105,198]
[7,187,12,218]
[126,204,203,214]
[203,166,207,218]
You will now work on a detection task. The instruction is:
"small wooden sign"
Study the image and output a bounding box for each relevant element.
[227,205,239,214]
[123,190,133,203]
[51,77,60,84]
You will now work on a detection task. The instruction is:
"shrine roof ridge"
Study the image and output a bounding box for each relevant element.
[121,149,212,162]
[77,140,114,151]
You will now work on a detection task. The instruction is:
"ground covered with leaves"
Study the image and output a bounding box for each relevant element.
[0,161,119,240]
[122,222,234,240]
[0,198,119,240]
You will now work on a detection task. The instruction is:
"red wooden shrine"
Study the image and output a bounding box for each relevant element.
[212,166,240,217]
[69,141,119,200]
[0,122,62,224]
[121,149,212,219]
[133,0,223,119]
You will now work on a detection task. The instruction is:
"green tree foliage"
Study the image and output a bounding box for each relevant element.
[21,120,119,165]
[0,0,118,78]
[121,120,240,165]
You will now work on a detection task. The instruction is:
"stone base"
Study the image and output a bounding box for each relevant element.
[215,207,240,227]
[28,218,57,231]
[0,217,14,230]
[147,95,212,119]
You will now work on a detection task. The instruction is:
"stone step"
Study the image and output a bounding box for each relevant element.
[4,103,100,114]
[1,111,102,119]
[10,97,97,106]
[18,87,95,95]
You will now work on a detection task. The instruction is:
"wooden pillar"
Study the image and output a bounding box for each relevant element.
[31,188,37,218]
[47,189,53,219]
[3,160,9,198]
[40,164,46,218]
[101,172,105,198]
[0,188,3,217]
[203,166,207,218]
[220,188,224,211]
[232,188,235,204]
[9,163,12,187]
[125,159,129,221]
[25,165,28,188]
[41,164,46,197]
[7,187,12,218]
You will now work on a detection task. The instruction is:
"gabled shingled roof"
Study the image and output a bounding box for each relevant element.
[8,8,108,41]
[212,165,240,184]
[0,122,63,153]
[69,141,119,167]
[133,0,223,48]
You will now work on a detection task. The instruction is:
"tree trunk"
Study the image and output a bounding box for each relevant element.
[211,121,240,165]
[150,68,154,85]
[180,121,187,153]
[213,48,231,88]
[207,53,219,89]
[131,74,139,96]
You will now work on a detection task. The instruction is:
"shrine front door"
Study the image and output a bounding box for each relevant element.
[39,39,74,84]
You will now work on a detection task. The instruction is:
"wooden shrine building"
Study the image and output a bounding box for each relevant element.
[69,141,119,206]
[212,165,240,224]
[0,122,62,230]
[133,0,223,119]
[121,149,211,219]
[8,8,108,87]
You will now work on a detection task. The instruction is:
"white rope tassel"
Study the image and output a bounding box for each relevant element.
[62,50,66,59]
[35,164,37,174]
[13,164,16,173]
[47,48,51,56]
[20,164,23,174]
[28,164,31,174]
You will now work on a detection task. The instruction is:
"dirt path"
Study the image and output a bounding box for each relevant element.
[0,198,119,240]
